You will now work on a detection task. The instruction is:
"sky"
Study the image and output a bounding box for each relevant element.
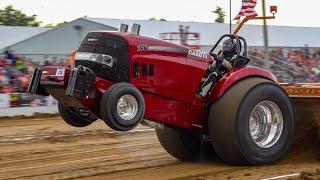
[0,0,318,27]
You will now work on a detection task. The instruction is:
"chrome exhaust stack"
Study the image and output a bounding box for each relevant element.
[119,24,129,33]
[131,24,141,35]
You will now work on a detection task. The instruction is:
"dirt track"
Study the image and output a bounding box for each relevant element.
[0,116,319,180]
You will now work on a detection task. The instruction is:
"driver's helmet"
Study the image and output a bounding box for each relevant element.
[222,39,237,58]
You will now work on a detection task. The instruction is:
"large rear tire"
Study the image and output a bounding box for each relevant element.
[209,78,295,165]
[156,125,215,162]
[58,103,97,127]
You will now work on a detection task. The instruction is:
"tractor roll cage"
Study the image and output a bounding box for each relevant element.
[209,34,248,58]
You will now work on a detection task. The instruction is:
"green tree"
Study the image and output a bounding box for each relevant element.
[148,17,167,21]
[211,6,226,23]
[43,23,55,28]
[0,5,41,26]
[148,17,157,21]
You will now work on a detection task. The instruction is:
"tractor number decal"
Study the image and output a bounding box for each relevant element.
[56,68,65,76]
[137,44,149,52]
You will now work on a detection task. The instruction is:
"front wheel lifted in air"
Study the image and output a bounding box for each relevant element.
[100,83,145,131]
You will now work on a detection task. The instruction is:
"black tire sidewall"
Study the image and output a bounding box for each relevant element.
[155,125,202,162]
[58,103,95,127]
[101,83,145,131]
[236,83,295,164]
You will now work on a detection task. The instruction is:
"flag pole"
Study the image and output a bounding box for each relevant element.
[262,0,270,71]
[229,0,232,34]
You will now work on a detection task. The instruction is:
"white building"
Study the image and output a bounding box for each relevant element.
[0,26,49,52]
[84,17,320,49]
[3,18,117,61]
[3,17,320,61]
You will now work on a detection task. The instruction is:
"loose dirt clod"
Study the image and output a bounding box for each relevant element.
[289,170,320,180]
[293,99,320,141]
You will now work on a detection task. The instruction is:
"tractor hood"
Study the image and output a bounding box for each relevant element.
[75,32,213,79]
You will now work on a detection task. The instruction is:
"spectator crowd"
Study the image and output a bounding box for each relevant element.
[0,49,67,93]
[249,46,320,83]
[0,50,31,93]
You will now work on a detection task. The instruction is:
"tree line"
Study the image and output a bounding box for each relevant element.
[0,5,41,26]
[0,5,226,27]
[149,6,226,23]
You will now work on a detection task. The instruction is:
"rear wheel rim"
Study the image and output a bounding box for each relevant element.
[249,100,284,149]
[117,95,138,121]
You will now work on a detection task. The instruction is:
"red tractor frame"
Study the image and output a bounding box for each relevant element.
[28,12,297,165]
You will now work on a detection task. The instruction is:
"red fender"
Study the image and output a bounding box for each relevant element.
[209,66,277,101]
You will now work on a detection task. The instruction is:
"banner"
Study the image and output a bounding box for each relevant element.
[20,93,35,107]
[0,94,10,108]
[9,93,20,107]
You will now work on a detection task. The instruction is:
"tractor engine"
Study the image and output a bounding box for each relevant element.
[75,32,130,83]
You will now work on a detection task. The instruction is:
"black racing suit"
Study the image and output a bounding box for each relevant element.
[197,55,235,98]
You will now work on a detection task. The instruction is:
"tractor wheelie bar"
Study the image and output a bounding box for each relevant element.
[28,9,314,165]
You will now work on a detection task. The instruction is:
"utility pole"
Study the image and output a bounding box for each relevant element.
[262,0,270,70]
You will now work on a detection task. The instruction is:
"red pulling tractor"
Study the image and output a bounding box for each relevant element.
[28,17,300,165]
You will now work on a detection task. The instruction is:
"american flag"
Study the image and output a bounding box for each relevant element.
[234,0,258,20]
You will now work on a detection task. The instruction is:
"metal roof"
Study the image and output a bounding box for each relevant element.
[85,17,320,47]
[0,26,50,50]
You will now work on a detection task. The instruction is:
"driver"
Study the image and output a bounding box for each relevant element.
[221,38,237,69]
[197,39,237,98]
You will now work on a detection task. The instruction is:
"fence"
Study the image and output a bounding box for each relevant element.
[0,93,57,109]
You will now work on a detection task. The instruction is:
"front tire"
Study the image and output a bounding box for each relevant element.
[58,103,97,127]
[209,78,295,165]
[100,83,145,131]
